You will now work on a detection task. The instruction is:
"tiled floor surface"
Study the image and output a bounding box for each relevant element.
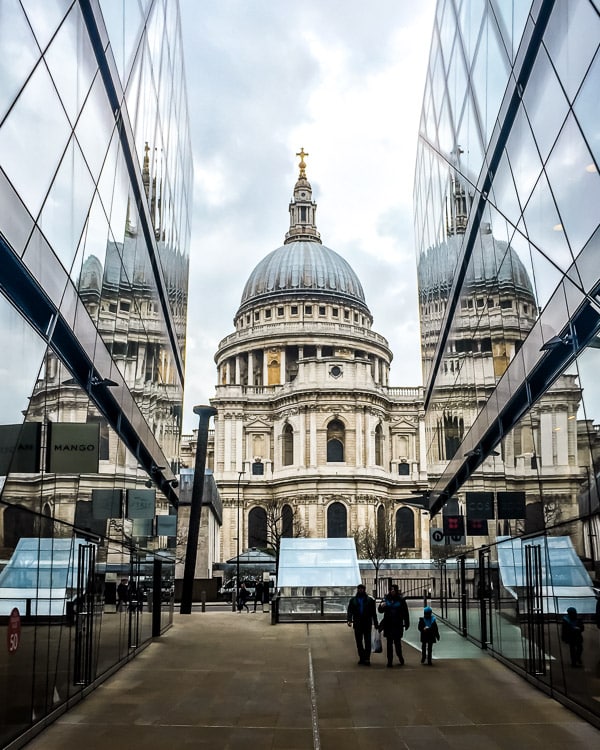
[22,608,600,750]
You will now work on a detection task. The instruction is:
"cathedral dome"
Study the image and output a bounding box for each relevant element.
[237,149,370,317]
[238,240,369,314]
[417,227,535,299]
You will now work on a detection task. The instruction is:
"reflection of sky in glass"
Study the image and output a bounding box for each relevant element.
[0,297,46,425]
[0,1,39,121]
[0,60,70,217]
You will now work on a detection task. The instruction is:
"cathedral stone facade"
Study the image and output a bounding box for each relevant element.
[209,152,429,563]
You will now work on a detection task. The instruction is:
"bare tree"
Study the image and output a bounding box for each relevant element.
[353,504,396,596]
[264,500,305,570]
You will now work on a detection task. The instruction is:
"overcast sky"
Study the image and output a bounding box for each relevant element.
[179,0,437,432]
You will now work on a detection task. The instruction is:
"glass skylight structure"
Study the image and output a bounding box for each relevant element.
[0,1,191,745]
[415,0,600,722]
[276,538,361,620]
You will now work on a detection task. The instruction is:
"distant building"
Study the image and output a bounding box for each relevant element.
[415,0,600,724]
[0,1,191,745]
[207,152,430,563]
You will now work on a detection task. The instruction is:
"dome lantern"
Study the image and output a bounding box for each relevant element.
[284,148,321,245]
[236,152,371,319]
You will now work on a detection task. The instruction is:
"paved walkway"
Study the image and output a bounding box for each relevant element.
[24,608,600,750]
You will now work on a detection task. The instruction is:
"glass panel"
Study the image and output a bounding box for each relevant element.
[491,0,530,62]
[98,0,144,86]
[470,12,510,144]
[74,72,116,184]
[573,48,600,168]
[505,106,543,211]
[545,114,600,256]
[0,60,70,217]
[20,0,71,52]
[0,0,39,123]
[0,169,35,258]
[44,4,97,126]
[523,46,569,164]
[0,296,47,426]
[522,171,574,273]
[544,0,600,102]
[38,137,95,273]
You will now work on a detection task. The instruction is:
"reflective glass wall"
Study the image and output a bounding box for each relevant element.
[415,0,600,724]
[0,1,190,746]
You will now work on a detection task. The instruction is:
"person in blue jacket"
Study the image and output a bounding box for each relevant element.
[418,606,440,665]
[378,584,410,667]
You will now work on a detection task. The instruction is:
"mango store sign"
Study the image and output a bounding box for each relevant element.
[46,423,100,474]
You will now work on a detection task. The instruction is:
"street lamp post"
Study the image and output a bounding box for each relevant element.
[235,469,245,611]
[180,404,217,614]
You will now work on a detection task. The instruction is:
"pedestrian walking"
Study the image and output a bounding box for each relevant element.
[378,584,410,667]
[418,605,440,665]
[253,580,264,612]
[116,578,129,613]
[347,583,379,665]
[561,606,584,667]
[237,582,250,613]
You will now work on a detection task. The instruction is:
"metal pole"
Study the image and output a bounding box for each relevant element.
[180,405,217,614]
[236,470,244,611]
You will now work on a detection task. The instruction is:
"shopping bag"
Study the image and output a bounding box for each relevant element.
[371,630,382,653]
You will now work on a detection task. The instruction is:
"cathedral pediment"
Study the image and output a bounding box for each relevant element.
[391,417,417,430]
[246,418,272,431]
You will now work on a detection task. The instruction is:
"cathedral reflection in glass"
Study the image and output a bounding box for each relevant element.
[0,1,190,745]
[415,0,600,723]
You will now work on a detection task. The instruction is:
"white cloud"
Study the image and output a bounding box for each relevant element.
[180,0,436,430]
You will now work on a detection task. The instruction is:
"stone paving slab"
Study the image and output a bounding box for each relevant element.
[22,611,600,750]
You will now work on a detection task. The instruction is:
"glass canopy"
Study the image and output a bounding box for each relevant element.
[496,536,598,614]
[278,537,361,588]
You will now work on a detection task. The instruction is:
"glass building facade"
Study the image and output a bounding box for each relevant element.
[415,0,600,724]
[0,1,191,746]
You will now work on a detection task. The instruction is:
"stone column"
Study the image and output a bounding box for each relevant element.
[299,408,306,467]
[355,409,363,467]
[419,415,427,477]
[540,411,553,467]
[280,347,286,384]
[263,349,268,386]
[247,351,254,387]
[365,410,374,466]
[224,416,232,472]
[236,415,244,472]
[235,356,241,385]
[309,408,317,467]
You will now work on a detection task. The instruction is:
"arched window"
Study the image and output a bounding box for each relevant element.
[327,419,345,462]
[281,504,294,537]
[375,424,383,466]
[248,507,268,549]
[377,504,386,546]
[282,423,294,466]
[396,507,415,548]
[443,411,464,459]
[327,502,347,537]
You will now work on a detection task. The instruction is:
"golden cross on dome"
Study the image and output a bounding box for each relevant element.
[296,148,309,178]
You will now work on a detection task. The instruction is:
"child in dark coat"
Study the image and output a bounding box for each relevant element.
[418,606,440,665]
